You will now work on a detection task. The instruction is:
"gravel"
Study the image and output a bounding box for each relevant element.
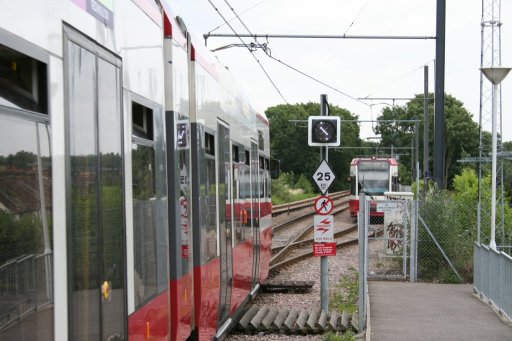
[227,241,361,341]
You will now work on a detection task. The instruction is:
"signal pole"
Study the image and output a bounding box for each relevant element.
[320,94,329,311]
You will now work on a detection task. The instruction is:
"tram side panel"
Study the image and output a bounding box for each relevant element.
[257,120,272,282]
[229,149,255,315]
[1,1,170,340]
[0,24,54,341]
[162,13,195,341]
[190,46,223,340]
[62,2,167,340]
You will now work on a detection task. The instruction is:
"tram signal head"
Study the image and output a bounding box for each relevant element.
[308,116,340,146]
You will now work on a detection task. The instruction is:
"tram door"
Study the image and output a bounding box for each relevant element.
[217,122,234,324]
[65,28,126,340]
[250,142,260,285]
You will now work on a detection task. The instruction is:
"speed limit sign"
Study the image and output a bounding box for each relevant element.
[312,160,336,195]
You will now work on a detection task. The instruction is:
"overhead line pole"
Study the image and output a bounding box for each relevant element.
[423,65,430,195]
[434,0,446,188]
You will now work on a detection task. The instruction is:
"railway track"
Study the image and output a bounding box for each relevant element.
[272,192,350,237]
[272,190,349,217]
[270,203,353,269]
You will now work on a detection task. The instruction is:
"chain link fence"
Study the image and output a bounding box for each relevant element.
[362,190,512,284]
[417,191,512,283]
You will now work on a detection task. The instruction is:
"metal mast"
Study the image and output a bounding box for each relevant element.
[478,0,505,245]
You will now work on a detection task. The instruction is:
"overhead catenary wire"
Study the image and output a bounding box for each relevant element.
[207,0,269,34]
[265,52,370,107]
[344,0,372,35]
[221,0,263,45]
[206,2,432,109]
[207,0,288,104]
[360,64,426,99]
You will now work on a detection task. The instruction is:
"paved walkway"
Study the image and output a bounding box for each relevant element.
[368,281,512,341]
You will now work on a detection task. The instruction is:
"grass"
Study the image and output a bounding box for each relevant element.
[272,192,316,205]
[324,268,359,341]
[330,267,359,314]
[323,330,356,341]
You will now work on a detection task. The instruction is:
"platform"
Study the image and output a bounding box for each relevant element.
[368,281,512,341]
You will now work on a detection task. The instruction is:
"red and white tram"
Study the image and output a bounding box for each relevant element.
[0,1,272,340]
[348,157,399,221]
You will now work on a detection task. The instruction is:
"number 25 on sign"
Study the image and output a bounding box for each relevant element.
[312,160,336,195]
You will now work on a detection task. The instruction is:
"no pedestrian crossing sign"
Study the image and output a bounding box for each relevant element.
[314,195,334,215]
[312,160,336,195]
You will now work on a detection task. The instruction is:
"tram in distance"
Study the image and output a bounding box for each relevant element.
[348,157,400,221]
[0,1,274,340]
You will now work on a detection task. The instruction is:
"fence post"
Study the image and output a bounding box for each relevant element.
[358,193,367,330]
[410,200,418,282]
[473,243,480,295]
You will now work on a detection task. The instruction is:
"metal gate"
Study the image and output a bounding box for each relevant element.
[364,196,412,280]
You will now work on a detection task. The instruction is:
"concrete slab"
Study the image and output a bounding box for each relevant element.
[368,281,512,341]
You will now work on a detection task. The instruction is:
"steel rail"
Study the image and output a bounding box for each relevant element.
[272,190,348,216]
[271,205,349,264]
[270,228,381,273]
[270,237,358,273]
[272,223,357,254]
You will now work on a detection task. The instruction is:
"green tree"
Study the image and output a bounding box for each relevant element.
[374,94,479,188]
[0,211,43,264]
[266,102,360,191]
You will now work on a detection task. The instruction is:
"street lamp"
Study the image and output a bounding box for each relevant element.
[480,67,511,250]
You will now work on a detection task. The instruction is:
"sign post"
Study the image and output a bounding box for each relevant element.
[310,94,340,311]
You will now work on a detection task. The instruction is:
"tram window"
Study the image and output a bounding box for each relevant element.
[232,145,239,162]
[131,101,157,307]
[132,102,153,140]
[205,132,215,156]
[0,115,52,340]
[204,155,217,262]
[0,44,47,113]
[270,158,280,179]
[392,176,400,192]
[132,144,157,308]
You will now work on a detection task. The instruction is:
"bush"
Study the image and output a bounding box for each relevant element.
[295,173,314,194]
[272,172,316,205]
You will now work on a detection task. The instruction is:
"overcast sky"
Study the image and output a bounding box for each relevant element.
[169,0,512,143]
